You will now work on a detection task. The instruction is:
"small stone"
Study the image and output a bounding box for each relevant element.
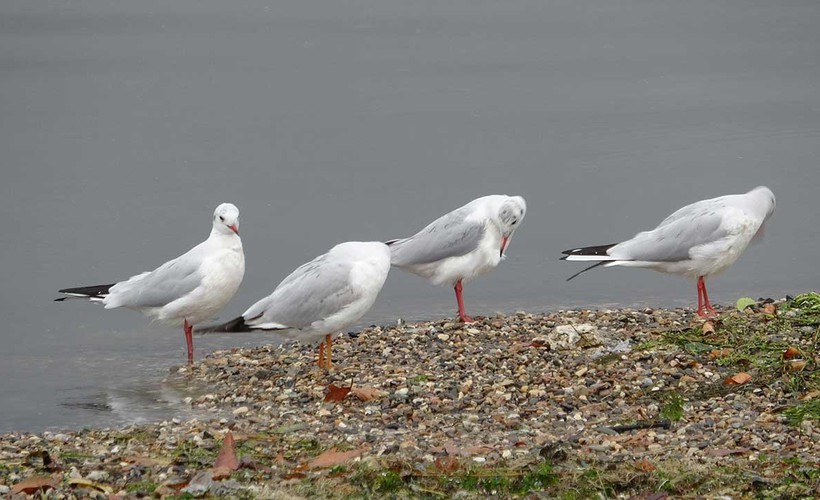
[232,406,249,416]
[87,470,110,481]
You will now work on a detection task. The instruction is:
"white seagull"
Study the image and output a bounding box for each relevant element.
[56,203,245,364]
[204,241,391,369]
[386,195,527,322]
[562,186,776,317]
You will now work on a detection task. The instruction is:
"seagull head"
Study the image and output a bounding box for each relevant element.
[213,203,240,235]
[496,195,527,257]
[749,186,776,220]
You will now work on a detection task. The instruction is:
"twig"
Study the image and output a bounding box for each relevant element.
[609,419,671,433]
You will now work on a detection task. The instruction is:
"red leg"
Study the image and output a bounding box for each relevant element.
[701,278,716,315]
[325,334,333,369]
[696,276,715,317]
[184,319,194,364]
[317,342,325,368]
[454,280,473,322]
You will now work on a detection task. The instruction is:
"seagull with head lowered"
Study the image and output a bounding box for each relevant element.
[386,195,527,322]
[202,241,391,369]
[56,203,245,364]
[561,186,775,317]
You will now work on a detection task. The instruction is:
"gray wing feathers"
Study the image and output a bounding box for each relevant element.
[611,210,727,262]
[389,210,485,266]
[106,256,203,309]
[244,257,357,330]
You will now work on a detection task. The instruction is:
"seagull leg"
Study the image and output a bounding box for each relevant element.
[701,277,717,315]
[454,280,473,322]
[184,319,194,365]
[317,341,325,368]
[696,276,715,317]
[325,334,333,369]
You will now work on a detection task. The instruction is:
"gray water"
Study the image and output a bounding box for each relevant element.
[1,0,818,433]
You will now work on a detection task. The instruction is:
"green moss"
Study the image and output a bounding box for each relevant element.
[660,392,684,421]
[125,480,158,493]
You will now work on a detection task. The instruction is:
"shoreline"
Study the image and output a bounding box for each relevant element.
[2,299,819,498]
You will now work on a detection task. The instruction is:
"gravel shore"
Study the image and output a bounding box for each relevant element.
[2,298,819,498]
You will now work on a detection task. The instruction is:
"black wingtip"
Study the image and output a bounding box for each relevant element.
[57,283,115,298]
[561,243,619,257]
[197,316,252,334]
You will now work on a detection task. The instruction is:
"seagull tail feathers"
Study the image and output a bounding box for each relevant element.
[54,283,115,302]
[197,316,252,334]
[561,243,621,281]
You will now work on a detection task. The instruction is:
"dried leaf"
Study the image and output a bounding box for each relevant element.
[786,360,807,372]
[724,372,751,385]
[783,346,801,359]
[799,390,820,401]
[633,459,655,471]
[68,478,112,494]
[10,476,57,495]
[762,303,777,315]
[275,451,285,465]
[530,341,544,348]
[211,466,233,480]
[351,386,384,402]
[324,384,352,402]
[708,348,732,359]
[214,431,240,471]
[434,456,460,472]
[463,445,494,456]
[701,321,715,335]
[308,446,366,468]
[281,471,307,479]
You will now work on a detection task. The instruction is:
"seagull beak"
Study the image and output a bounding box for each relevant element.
[229,223,239,234]
[500,235,509,256]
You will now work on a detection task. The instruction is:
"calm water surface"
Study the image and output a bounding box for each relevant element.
[1,0,819,432]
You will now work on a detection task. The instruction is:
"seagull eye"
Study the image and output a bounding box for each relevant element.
[219,216,225,222]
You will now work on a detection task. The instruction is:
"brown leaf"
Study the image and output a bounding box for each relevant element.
[275,451,285,465]
[708,348,732,359]
[783,346,801,359]
[633,459,655,471]
[351,386,384,402]
[281,471,307,479]
[723,372,751,385]
[799,390,820,401]
[434,456,460,472]
[68,478,112,494]
[786,360,807,372]
[701,321,715,334]
[762,303,777,315]
[211,466,233,480]
[308,446,366,468]
[10,476,57,495]
[324,384,352,402]
[214,431,240,471]
[530,341,544,348]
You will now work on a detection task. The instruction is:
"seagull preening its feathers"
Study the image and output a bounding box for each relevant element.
[562,186,776,317]
[56,203,245,363]
[200,241,391,369]
[386,195,527,322]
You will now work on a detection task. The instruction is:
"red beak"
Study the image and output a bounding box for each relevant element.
[229,223,239,234]
[500,235,509,256]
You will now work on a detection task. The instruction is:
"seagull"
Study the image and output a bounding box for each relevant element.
[56,203,245,364]
[561,186,776,317]
[386,195,527,322]
[202,241,391,369]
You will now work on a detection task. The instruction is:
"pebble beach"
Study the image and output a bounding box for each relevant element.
[2,298,820,498]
